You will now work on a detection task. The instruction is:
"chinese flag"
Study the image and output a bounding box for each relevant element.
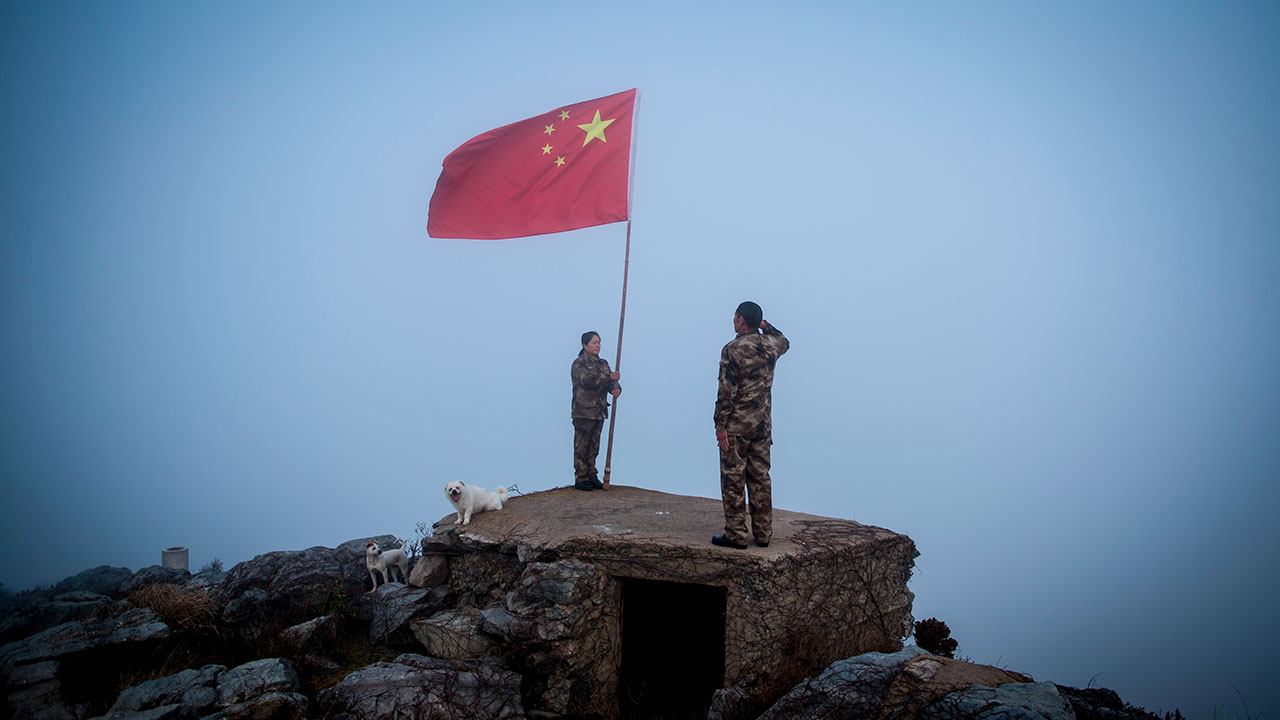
[428,89,636,240]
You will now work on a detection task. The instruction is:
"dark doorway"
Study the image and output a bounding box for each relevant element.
[619,577,727,719]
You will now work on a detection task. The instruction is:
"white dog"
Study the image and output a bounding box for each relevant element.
[365,538,409,591]
[445,481,509,525]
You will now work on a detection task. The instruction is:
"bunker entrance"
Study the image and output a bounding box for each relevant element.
[619,577,727,719]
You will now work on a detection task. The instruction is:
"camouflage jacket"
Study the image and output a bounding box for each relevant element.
[571,353,621,420]
[714,322,789,438]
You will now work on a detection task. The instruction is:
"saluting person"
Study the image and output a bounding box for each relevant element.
[713,301,789,549]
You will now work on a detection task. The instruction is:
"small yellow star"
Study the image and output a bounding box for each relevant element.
[559,110,570,121]
[554,156,566,167]
[577,110,616,147]
[544,124,556,135]
[541,144,553,155]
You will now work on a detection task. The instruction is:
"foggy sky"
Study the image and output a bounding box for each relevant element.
[2,2,1277,717]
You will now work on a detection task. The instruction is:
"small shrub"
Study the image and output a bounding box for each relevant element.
[914,617,958,658]
[319,583,356,620]
[199,558,224,573]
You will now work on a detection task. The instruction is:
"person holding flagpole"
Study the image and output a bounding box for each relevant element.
[571,332,622,491]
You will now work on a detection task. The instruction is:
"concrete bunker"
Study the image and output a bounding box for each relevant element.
[423,485,918,718]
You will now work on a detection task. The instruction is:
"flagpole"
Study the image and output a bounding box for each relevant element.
[602,219,630,489]
[602,90,639,490]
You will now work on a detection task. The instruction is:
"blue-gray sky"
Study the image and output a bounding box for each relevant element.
[2,2,1277,716]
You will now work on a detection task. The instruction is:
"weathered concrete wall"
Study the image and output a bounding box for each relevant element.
[433,486,918,718]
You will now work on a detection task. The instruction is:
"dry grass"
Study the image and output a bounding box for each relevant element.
[128,583,218,636]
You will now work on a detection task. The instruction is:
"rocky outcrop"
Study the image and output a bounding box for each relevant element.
[316,654,523,720]
[1,608,170,673]
[359,583,455,645]
[91,658,306,720]
[213,535,397,638]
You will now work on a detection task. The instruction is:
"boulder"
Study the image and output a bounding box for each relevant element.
[759,646,927,719]
[215,658,298,706]
[921,681,1075,720]
[0,608,170,674]
[92,659,304,720]
[5,659,88,720]
[408,554,448,588]
[411,607,495,659]
[54,566,135,599]
[107,664,225,716]
[214,536,396,635]
[316,654,523,720]
[361,584,455,645]
[121,567,191,596]
[201,691,307,720]
[277,616,339,654]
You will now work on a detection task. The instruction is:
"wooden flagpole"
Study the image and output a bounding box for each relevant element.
[601,219,631,489]
[601,90,639,490]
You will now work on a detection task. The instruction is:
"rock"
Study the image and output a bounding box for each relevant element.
[758,646,928,719]
[1056,685,1132,720]
[411,607,496,659]
[107,664,225,715]
[361,584,455,645]
[200,691,307,720]
[708,686,756,720]
[408,554,448,587]
[121,567,191,596]
[316,654,523,720]
[214,537,396,636]
[53,566,135,599]
[921,681,1075,720]
[0,608,170,674]
[182,570,227,593]
[277,616,339,654]
[5,659,88,720]
[215,658,299,706]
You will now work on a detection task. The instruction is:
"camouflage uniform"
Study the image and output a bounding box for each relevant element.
[714,322,789,545]
[571,353,621,484]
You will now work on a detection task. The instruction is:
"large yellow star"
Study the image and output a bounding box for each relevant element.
[577,110,616,147]
[554,156,566,167]
[541,144,553,155]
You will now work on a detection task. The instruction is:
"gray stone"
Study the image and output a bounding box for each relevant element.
[408,554,449,587]
[198,692,307,720]
[362,584,454,645]
[922,681,1075,720]
[277,615,338,653]
[215,538,394,635]
[53,566,135,599]
[758,646,928,719]
[411,607,496,659]
[215,658,299,706]
[94,704,187,720]
[316,654,523,720]
[0,608,170,674]
[108,663,224,715]
[121,566,191,596]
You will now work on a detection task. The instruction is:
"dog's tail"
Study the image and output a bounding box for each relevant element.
[497,486,509,501]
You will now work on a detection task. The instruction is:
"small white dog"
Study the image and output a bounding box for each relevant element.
[445,481,509,525]
[365,538,409,591]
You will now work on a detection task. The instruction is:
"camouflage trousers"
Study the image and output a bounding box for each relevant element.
[572,418,604,483]
[720,434,772,546]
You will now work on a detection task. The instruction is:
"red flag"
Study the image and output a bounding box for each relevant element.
[428,89,636,240]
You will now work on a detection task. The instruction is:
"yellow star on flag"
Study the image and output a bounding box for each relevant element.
[541,144,553,155]
[577,110,616,147]
[544,124,556,135]
[554,156,566,167]
[559,110,570,120]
